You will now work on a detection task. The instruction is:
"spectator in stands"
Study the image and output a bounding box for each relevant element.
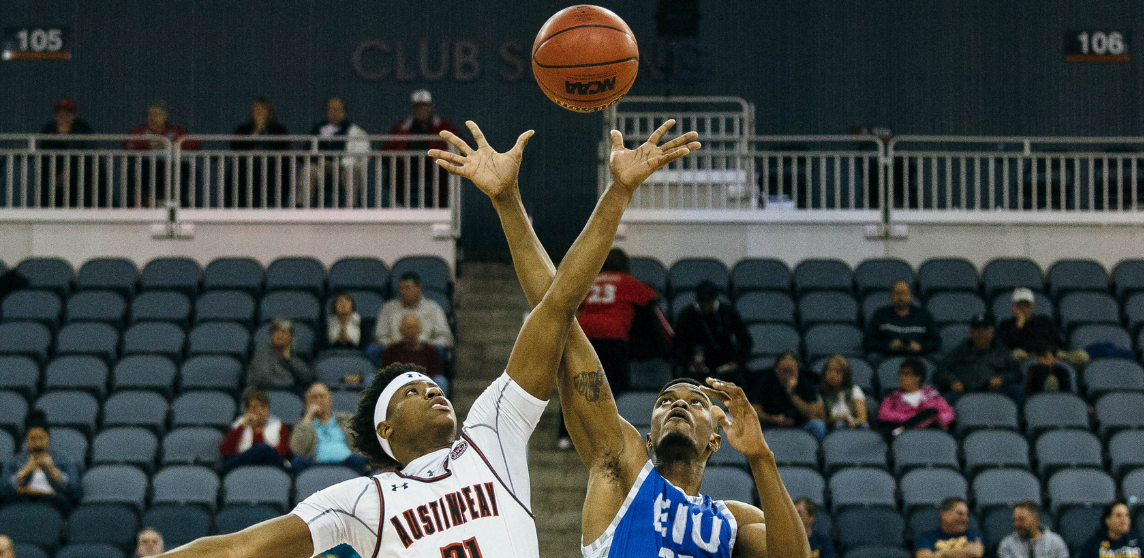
[289,382,369,475]
[795,497,838,558]
[0,411,81,512]
[998,501,1068,558]
[818,355,868,430]
[299,97,368,208]
[384,89,461,207]
[1025,344,1073,395]
[220,388,291,474]
[247,317,314,390]
[998,288,1088,367]
[915,497,985,558]
[326,292,362,349]
[753,352,827,441]
[39,98,94,207]
[124,100,199,207]
[134,528,165,558]
[864,280,940,362]
[0,535,11,558]
[1080,501,1140,558]
[381,314,448,395]
[674,280,752,384]
[373,271,453,351]
[936,313,1024,405]
[230,97,290,208]
[878,357,955,434]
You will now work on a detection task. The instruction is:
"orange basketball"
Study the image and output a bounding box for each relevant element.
[532,5,639,112]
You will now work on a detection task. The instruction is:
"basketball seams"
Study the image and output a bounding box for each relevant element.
[533,56,639,70]
[532,23,633,56]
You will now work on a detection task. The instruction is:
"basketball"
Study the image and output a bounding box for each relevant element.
[532,5,639,113]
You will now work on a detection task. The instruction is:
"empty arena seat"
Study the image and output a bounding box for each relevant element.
[836,507,905,552]
[14,543,50,558]
[917,258,978,297]
[891,429,958,474]
[77,258,138,295]
[1122,469,1144,503]
[0,390,29,436]
[253,321,315,360]
[2,290,62,326]
[259,290,321,325]
[130,290,192,325]
[16,257,74,294]
[972,469,1041,511]
[1058,292,1120,331]
[615,392,659,428]
[66,290,127,324]
[823,429,888,473]
[798,291,859,326]
[102,390,169,433]
[982,258,1044,299]
[1034,430,1103,476]
[223,465,292,511]
[778,466,825,505]
[35,390,98,435]
[152,465,221,510]
[1070,324,1132,351]
[668,258,729,294]
[1109,431,1144,478]
[829,468,897,509]
[328,257,389,293]
[56,544,125,558]
[266,257,325,295]
[111,355,177,396]
[735,291,795,324]
[214,505,278,534]
[925,292,986,326]
[181,355,243,393]
[81,464,149,510]
[267,390,304,423]
[939,323,970,351]
[1059,507,1103,553]
[699,466,755,503]
[67,503,139,551]
[861,291,893,324]
[122,322,185,361]
[1124,293,1144,335]
[171,391,236,430]
[0,503,64,550]
[55,322,118,361]
[295,465,360,503]
[1114,260,1144,300]
[764,428,819,468]
[629,358,674,391]
[204,257,264,293]
[142,505,212,549]
[1095,392,1144,437]
[161,427,224,465]
[43,355,108,395]
[1024,392,1090,435]
[91,427,159,471]
[629,256,668,294]
[793,259,853,294]
[0,355,40,398]
[1085,359,1144,396]
[314,354,375,387]
[0,429,16,461]
[811,356,874,394]
[140,257,202,294]
[991,290,1054,324]
[854,258,914,298]
[1047,469,1115,514]
[731,258,791,294]
[963,430,1031,475]
[1048,259,1110,298]
[900,469,968,511]
[331,390,361,415]
[804,324,863,360]
[954,393,1019,435]
[188,322,251,360]
[49,427,88,469]
[747,323,801,357]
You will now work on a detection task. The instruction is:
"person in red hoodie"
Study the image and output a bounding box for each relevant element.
[878,357,955,435]
[383,90,460,208]
[219,388,291,474]
[123,101,199,207]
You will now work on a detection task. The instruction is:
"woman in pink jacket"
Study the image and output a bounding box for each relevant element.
[878,357,955,434]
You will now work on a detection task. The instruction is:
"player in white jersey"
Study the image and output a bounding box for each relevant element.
[151,119,699,558]
[434,120,810,558]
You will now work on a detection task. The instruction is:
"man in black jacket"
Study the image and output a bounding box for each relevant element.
[673,280,753,384]
[936,313,1024,405]
[863,280,940,362]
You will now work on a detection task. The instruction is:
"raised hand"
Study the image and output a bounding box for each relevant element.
[429,120,534,200]
[701,378,769,460]
[609,119,701,192]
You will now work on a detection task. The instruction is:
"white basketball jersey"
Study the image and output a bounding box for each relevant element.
[293,373,546,558]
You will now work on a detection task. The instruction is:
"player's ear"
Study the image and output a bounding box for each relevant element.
[645,431,654,455]
[708,433,721,455]
[376,422,393,440]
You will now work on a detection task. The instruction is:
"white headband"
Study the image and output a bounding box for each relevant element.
[373,372,438,461]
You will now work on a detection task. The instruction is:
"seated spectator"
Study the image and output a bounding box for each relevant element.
[878,357,955,434]
[39,98,95,208]
[998,288,1088,367]
[795,497,838,558]
[1025,344,1074,395]
[936,314,1024,405]
[818,355,868,430]
[864,280,940,362]
[247,317,314,390]
[1080,501,1140,558]
[915,497,985,558]
[134,528,164,558]
[229,97,290,208]
[674,280,752,384]
[289,383,369,475]
[326,292,362,350]
[0,411,81,512]
[0,535,11,558]
[299,97,368,208]
[752,352,827,441]
[220,388,291,474]
[998,501,1068,558]
[371,272,453,356]
[381,314,448,396]
[123,100,199,207]
[383,89,461,208]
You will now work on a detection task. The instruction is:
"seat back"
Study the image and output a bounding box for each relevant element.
[66,290,128,324]
[917,258,979,297]
[854,259,914,298]
[793,259,853,294]
[140,257,202,294]
[731,258,791,294]
[982,258,1043,299]
[223,465,293,510]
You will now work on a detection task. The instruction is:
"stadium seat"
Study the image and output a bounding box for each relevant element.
[111,355,177,396]
[81,464,149,511]
[829,468,897,509]
[77,258,138,295]
[129,290,192,326]
[35,390,98,435]
[1071,324,1132,352]
[735,291,795,324]
[900,469,967,510]
[1034,429,1103,477]
[66,503,139,551]
[804,324,863,360]
[628,358,674,391]
[629,257,668,294]
[266,257,325,295]
[778,466,825,505]
[1048,259,1110,299]
[1109,431,1144,478]
[142,505,212,549]
[1023,392,1090,436]
[1047,469,1115,514]
[16,257,74,295]
[391,256,452,296]
[668,258,730,295]
[0,390,29,436]
[876,357,934,395]
[331,390,361,415]
[699,466,755,503]
[13,545,48,558]
[1058,292,1120,331]
[1124,293,1144,335]
[963,430,1031,474]
[1122,469,1144,503]
[66,290,127,324]
[981,507,1023,551]
[224,465,292,511]
[1,290,62,326]
[103,390,168,433]
[861,291,892,324]
[939,323,970,352]
[0,355,40,398]
[56,544,125,558]
[314,354,375,387]
[891,429,959,474]
[253,321,315,360]
[925,292,986,326]
[1085,359,1144,396]
[747,323,801,357]
[798,291,859,326]
[844,547,910,558]
[991,290,1054,324]
[328,257,389,293]
[731,258,791,294]
[161,427,224,465]
[0,429,14,461]
[140,257,202,295]
[1114,260,1144,300]
[0,502,64,550]
[172,391,236,430]
[854,258,914,298]
[91,427,159,472]
[1058,507,1104,554]
[982,258,1044,299]
[49,427,88,469]
[917,258,979,297]
[43,355,108,396]
[122,322,186,361]
[836,507,905,552]
[214,505,279,534]
[295,465,360,503]
[0,322,53,361]
[764,428,820,469]
[180,355,243,393]
[615,392,659,428]
[259,290,321,325]
[204,257,264,293]
[152,465,221,511]
[955,393,1019,435]
[793,259,853,294]
[709,439,748,468]
[55,322,118,361]
[972,469,1041,511]
[187,322,251,360]
[267,390,304,423]
[1095,392,1144,437]
[823,429,888,473]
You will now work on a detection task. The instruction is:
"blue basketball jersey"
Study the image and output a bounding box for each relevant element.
[583,461,738,558]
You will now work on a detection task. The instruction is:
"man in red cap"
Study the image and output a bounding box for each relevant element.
[384,90,460,208]
[38,98,94,206]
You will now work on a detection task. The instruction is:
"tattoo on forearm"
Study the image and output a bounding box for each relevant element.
[573,371,604,402]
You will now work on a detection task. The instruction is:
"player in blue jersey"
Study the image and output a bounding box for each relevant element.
[431,120,809,558]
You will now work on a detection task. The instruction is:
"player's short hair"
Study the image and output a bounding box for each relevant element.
[25,410,48,434]
[939,496,968,512]
[899,358,926,378]
[398,272,422,286]
[242,388,269,408]
[794,497,818,517]
[350,362,429,470]
[1014,500,1040,517]
[658,377,710,403]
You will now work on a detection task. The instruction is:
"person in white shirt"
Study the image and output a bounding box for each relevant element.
[374,272,454,349]
[327,292,362,349]
[298,97,369,208]
[998,501,1069,558]
[816,355,869,430]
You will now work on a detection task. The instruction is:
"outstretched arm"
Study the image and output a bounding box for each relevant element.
[154,515,313,558]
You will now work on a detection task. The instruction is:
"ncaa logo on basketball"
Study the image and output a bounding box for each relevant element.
[565,77,616,95]
[450,440,468,460]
